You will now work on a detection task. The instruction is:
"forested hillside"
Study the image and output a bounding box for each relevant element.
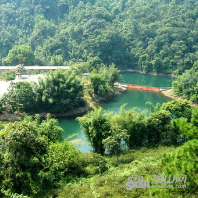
[0,0,197,74]
[173,61,198,102]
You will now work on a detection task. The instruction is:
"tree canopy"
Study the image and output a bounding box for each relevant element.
[1,69,87,114]
[173,62,198,103]
[4,45,35,65]
[0,0,197,74]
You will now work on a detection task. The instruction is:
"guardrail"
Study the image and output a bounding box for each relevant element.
[0,66,70,70]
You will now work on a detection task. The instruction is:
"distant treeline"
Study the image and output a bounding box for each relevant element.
[0,0,197,74]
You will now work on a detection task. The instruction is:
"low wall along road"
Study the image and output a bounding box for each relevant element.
[0,66,70,70]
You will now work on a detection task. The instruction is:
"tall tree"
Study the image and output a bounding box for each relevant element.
[34,69,85,113]
[4,45,35,65]
[78,107,111,155]
[1,81,37,113]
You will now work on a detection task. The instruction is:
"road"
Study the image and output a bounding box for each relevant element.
[0,74,45,97]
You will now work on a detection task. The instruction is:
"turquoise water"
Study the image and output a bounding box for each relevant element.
[100,90,171,113]
[100,72,173,112]
[121,72,173,87]
[59,117,91,152]
[59,72,174,152]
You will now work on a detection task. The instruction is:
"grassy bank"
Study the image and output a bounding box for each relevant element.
[45,146,193,198]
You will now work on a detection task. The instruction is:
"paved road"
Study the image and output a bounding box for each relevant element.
[0,66,70,70]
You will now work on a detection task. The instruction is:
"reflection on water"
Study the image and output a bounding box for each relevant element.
[100,90,171,114]
[121,72,174,87]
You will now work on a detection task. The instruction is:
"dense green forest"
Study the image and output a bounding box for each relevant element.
[0,0,197,74]
[0,0,198,197]
[173,61,198,103]
[0,101,197,197]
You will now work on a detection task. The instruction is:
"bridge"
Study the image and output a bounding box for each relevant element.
[0,66,70,70]
[115,83,172,92]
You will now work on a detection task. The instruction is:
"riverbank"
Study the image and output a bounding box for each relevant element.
[0,87,125,121]
[120,69,175,77]
[162,89,198,107]
[40,87,125,118]
[0,106,92,121]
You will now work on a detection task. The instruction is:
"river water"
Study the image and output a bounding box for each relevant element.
[59,73,174,152]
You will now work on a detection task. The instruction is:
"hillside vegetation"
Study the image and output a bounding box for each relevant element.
[0,1,198,197]
[0,0,197,74]
[0,101,197,197]
[173,61,198,103]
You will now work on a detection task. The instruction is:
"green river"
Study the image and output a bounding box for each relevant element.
[59,72,174,152]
